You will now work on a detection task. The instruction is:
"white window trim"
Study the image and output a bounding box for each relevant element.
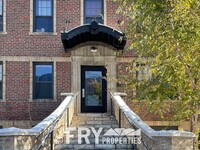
[0,0,7,35]
[29,0,57,35]
[81,0,107,25]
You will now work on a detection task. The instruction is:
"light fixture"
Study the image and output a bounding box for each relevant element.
[91,46,98,53]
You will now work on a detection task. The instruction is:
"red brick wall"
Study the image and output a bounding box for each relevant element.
[29,102,60,121]
[0,62,71,121]
[0,102,62,120]
[0,61,30,120]
[56,62,71,101]
[6,61,30,101]
[0,1,127,122]
[107,0,121,31]
[127,101,175,121]
[0,102,29,120]
[0,0,122,57]
[0,0,82,57]
[57,0,81,31]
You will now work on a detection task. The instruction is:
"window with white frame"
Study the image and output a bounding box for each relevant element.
[135,63,151,98]
[84,0,104,24]
[33,0,53,32]
[136,63,151,82]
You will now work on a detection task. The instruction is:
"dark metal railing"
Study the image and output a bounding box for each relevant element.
[36,92,78,150]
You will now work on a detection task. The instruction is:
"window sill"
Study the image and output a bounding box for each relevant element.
[29,32,57,36]
[29,99,57,102]
[0,99,6,102]
[0,32,7,36]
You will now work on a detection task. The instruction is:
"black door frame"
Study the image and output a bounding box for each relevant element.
[81,66,107,113]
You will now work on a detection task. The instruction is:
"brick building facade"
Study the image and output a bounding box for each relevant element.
[0,0,190,131]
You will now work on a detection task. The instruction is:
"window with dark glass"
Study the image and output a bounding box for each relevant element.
[0,63,2,99]
[84,0,103,24]
[34,0,53,32]
[0,0,3,31]
[33,63,53,99]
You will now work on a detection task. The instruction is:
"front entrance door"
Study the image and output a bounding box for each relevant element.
[81,66,107,113]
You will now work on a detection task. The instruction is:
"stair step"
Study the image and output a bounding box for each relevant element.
[71,117,116,122]
[56,113,136,150]
[64,129,119,139]
[55,144,94,150]
[56,144,134,150]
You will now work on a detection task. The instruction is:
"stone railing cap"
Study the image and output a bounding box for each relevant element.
[111,92,195,138]
[60,92,75,96]
[113,92,127,96]
[0,93,77,136]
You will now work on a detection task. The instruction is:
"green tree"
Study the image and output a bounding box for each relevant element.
[115,0,200,134]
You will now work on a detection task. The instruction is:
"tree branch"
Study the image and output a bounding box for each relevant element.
[176,43,196,90]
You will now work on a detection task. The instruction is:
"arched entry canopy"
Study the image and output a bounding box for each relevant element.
[61,21,126,51]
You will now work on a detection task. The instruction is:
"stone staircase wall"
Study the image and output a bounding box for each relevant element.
[111,93,195,150]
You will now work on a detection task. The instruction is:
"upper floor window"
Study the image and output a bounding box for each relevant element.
[0,0,3,31]
[84,0,103,24]
[0,63,3,99]
[34,0,53,32]
[33,63,53,99]
[135,63,151,98]
[136,63,151,82]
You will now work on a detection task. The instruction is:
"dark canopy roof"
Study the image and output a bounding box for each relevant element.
[61,21,126,51]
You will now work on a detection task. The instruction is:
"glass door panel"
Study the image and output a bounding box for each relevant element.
[81,66,107,113]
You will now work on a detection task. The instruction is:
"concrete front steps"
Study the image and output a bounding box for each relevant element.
[55,113,135,150]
